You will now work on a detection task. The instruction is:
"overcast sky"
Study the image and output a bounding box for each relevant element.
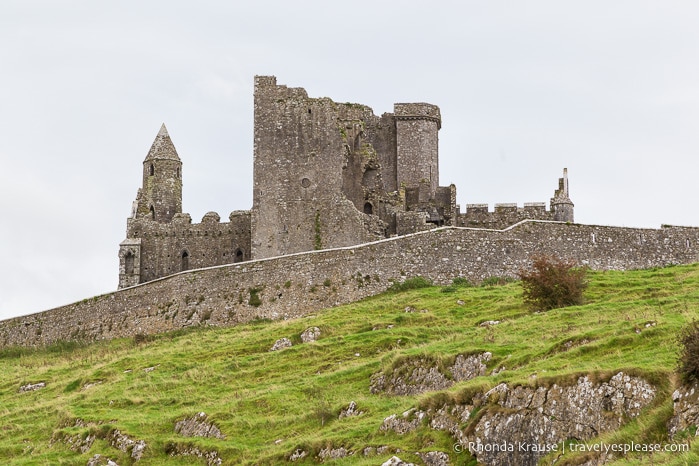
[1,1,698,320]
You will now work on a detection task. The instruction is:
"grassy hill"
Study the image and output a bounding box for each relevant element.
[3,264,699,465]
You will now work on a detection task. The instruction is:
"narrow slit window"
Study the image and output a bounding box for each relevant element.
[181,251,189,271]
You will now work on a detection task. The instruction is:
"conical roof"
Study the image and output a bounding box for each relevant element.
[144,123,180,162]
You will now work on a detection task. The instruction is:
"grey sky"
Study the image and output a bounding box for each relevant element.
[1,1,698,320]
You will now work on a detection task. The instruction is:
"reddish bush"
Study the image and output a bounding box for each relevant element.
[519,255,588,311]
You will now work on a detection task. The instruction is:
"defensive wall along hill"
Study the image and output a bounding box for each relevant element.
[3,76,697,348]
[2,220,699,348]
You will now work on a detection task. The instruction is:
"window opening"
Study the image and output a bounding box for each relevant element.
[181,251,189,271]
[125,252,134,275]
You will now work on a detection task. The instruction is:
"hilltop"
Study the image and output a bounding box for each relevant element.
[3,264,699,465]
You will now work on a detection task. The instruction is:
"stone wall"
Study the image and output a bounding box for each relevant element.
[122,211,251,285]
[3,220,699,348]
[250,76,456,260]
[458,203,556,230]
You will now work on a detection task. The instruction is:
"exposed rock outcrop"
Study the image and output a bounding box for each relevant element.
[166,443,222,466]
[86,454,119,466]
[19,382,46,392]
[416,451,450,466]
[338,401,364,419]
[318,446,351,460]
[289,448,308,461]
[270,337,292,351]
[382,372,656,466]
[108,429,147,461]
[370,352,491,395]
[62,432,95,453]
[381,456,415,466]
[380,409,427,434]
[174,412,225,439]
[669,382,699,438]
[301,327,321,342]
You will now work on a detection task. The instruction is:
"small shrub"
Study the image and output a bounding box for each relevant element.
[519,255,588,311]
[387,276,433,292]
[678,321,699,384]
[452,277,473,287]
[248,288,263,307]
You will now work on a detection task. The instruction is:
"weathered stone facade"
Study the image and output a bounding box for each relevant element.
[118,125,251,288]
[3,221,699,348]
[119,76,572,288]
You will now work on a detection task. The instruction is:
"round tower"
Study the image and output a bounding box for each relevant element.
[136,124,182,222]
[394,103,441,198]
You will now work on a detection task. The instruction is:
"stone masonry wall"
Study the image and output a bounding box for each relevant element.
[251,76,387,259]
[124,211,251,284]
[3,220,699,348]
[458,203,556,230]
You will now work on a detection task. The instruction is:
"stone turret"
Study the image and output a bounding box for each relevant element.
[394,103,441,198]
[551,168,574,222]
[135,124,182,222]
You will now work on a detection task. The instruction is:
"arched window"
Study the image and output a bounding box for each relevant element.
[181,251,189,271]
[149,163,155,176]
[364,202,373,215]
[234,248,244,263]
[149,205,155,220]
[125,252,134,275]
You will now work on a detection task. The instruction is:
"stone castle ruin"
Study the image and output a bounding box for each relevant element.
[4,74,698,348]
[119,76,574,289]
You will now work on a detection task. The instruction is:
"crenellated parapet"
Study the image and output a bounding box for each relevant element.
[457,169,574,229]
[120,210,251,287]
[459,202,555,229]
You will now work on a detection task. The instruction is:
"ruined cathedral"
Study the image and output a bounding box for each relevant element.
[118,76,573,289]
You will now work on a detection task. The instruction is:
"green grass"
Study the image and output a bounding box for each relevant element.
[3,265,699,464]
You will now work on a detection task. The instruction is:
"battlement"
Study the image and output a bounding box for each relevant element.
[465,202,549,214]
[460,198,559,230]
[119,208,251,288]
